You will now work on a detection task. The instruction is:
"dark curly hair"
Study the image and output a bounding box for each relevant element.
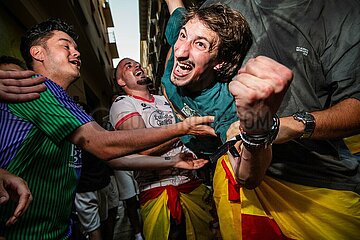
[184,3,252,81]
[0,55,26,70]
[20,18,78,70]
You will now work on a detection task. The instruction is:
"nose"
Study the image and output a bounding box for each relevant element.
[72,49,80,58]
[135,62,144,72]
[174,40,190,60]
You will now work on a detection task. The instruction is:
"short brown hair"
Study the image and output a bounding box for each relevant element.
[184,3,252,81]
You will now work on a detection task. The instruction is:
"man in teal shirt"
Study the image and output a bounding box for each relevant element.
[162,1,293,239]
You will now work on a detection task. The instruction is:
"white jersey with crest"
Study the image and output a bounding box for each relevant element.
[109,95,197,192]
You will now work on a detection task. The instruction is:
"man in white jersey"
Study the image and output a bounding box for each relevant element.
[109,58,214,240]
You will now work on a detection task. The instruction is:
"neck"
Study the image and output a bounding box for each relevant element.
[33,68,73,90]
[126,89,152,100]
[185,70,216,92]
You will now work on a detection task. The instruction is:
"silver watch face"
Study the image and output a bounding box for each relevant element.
[293,112,315,139]
[295,112,306,119]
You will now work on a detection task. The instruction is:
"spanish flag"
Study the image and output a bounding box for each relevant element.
[139,181,214,240]
[214,155,360,240]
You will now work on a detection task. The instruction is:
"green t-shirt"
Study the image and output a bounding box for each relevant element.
[161,8,239,156]
[0,78,93,239]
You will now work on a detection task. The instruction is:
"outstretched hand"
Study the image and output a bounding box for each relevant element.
[182,116,216,136]
[229,56,292,134]
[0,70,46,103]
[0,169,33,226]
[173,152,208,169]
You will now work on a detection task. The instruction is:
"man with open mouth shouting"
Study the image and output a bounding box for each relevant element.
[162,1,292,239]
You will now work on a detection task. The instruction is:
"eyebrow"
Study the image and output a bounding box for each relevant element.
[123,62,132,69]
[122,61,140,69]
[181,26,212,44]
[59,38,78,48]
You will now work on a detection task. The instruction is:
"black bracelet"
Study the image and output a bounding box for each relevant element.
[239,115,280,149]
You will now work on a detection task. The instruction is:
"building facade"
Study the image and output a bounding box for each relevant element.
[0,0,119,122]
[0,0,205,119]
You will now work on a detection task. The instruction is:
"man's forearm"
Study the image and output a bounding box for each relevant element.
[78,122,188,160]
[232,146,272,189]
[309,98,360,139]
[108,126,184,158]
[106,154,176,170]
[276,98,360,143]
[165,0,184,15]
[72,116,214,160]
[139,137,180,156]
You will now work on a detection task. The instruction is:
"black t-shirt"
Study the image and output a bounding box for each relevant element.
[203,0,360,193]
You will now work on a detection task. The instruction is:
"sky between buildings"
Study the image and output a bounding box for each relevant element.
[108,0,140,67]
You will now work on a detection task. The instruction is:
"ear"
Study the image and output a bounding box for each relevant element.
[117,78,126,87]
[213,61,225,71]
[30,46,45,62]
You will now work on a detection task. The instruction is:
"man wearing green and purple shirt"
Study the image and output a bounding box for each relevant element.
[0,18,214,239]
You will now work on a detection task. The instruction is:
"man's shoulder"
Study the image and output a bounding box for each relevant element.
[113,95,131,102]
[153,94,166,101]
[153,95,172,108]
[109,95,138,116]
[110,95,132,107]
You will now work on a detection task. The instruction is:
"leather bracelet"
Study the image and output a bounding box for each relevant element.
[239,115,280,149]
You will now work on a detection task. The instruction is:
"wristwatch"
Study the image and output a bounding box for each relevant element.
[292,111,316,139]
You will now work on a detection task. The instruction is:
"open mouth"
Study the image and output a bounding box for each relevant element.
[69,59,81,67]
[173,61,193,78]
[135,70,143,77]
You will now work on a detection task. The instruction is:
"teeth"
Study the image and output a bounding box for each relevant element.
[178,62,192,70]
[135,70,143,76]
[174,61,193,77]
[70,60,79,66]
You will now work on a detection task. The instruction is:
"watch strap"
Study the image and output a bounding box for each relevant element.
[293,111,316,139]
